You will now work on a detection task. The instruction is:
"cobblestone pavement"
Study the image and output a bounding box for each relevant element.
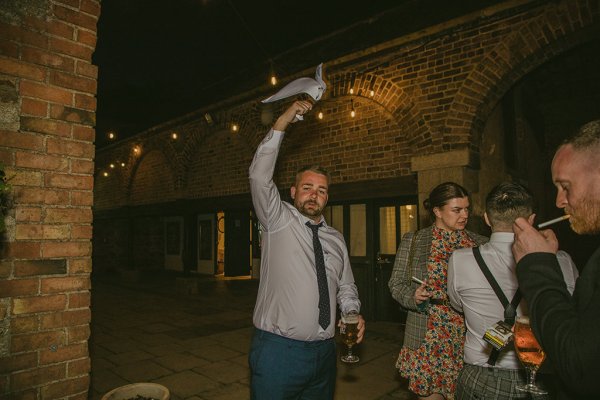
[89,272,414,399]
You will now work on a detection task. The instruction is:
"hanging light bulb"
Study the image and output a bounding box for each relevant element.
[370,90,375,97]
[231,123,239,132]
[269,61,277,86]
[109,163,115,169]
[171,132,178,140]
[350,100,356,118]
[102,171,109,177]
[120,162,126,167]
[107,131,116,140]
[349,87,354,95]
[318,111,324,120]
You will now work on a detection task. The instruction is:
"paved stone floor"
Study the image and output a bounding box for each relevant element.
[89,272,414,400]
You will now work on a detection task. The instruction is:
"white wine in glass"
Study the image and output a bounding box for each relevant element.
[514,316,547,395]
[340,311,359,363]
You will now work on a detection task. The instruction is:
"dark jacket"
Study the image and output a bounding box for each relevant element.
[516,247,600,399]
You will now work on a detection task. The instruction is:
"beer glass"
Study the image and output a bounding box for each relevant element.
[514,316,547,395]
[340,310,359,363]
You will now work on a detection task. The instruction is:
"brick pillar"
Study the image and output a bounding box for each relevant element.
[0,0,99,398]
[411,148,480,227]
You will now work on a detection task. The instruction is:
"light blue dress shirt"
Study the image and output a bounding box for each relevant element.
[249,129,360,341]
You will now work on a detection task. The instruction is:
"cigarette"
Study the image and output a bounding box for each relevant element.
[411,276,425,285]
[537,214,570,229]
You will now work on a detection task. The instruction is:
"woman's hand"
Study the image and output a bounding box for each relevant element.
[414,280,431,304]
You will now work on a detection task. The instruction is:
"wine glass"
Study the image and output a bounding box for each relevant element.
[514,316,547,395]
[340,310,359,363]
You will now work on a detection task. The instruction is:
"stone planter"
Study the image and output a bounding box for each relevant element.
[101,383,170,400]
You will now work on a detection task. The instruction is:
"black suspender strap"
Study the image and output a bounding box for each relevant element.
[472,246,522,366]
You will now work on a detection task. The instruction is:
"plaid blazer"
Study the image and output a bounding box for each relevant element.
[388,225,488,350]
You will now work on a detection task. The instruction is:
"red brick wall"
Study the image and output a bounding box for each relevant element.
[130,150,177,205]
[0,0,99,398]
[92,1,600,277]
[94,0,600,211]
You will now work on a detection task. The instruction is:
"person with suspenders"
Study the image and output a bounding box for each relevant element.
[447,182,578,399]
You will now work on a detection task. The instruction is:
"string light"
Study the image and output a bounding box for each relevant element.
[231,123,239,132]
[102,171,109,177]
[120,162,126,167]
[107,131,116,140]
[171,132,178,140]
[109,163,115,169]
[349,74,356,95]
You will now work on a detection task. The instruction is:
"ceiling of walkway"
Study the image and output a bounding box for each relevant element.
[521,39,600,154]
[93,0,508,147]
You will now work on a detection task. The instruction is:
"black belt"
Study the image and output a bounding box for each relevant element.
[429,298,450,306]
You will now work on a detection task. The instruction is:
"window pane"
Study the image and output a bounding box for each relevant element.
[350,204,366,257]
[322,207,331,225]
[323,205,344,233]
[379,206,397,254]
[400,204,418,235]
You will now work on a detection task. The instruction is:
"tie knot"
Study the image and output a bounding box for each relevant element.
[306,221,323,233]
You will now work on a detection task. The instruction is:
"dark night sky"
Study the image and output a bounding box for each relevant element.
[92,0,507,148]
[93,0,406,147]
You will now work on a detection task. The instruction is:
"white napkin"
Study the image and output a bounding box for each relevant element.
[262,64,326,120]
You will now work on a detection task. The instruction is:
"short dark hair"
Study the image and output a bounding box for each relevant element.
[295,165,331,186]
[563,119,600,151]
[423,182,470,220]
[485,182,533,229]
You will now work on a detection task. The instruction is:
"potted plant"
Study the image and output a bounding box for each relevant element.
[101,382,170,400]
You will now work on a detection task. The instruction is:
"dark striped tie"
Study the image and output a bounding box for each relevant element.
[306,221,330,330]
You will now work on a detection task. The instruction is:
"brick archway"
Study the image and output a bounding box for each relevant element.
[177,104,261,192]
[445,0,600,151]
[326,71,431,152]
[124,135,181,198]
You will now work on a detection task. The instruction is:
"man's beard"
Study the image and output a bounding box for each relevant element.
[296,199,323,218]
[568,196,600,235]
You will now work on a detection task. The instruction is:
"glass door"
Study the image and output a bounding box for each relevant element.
[374,203,418,321]
[197,214,215,274]
[324,199,417,321]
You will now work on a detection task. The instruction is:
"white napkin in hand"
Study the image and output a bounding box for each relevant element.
[262,64,326,120]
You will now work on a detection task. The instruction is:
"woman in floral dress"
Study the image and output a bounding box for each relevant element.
[388,182,488,399]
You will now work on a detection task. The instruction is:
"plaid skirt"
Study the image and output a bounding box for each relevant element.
[456,364,549,400]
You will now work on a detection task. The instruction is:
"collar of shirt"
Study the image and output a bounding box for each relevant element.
[489,232,515,243]
[304,216,327,227]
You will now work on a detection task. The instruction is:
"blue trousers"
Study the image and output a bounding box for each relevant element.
[249,329,337,400]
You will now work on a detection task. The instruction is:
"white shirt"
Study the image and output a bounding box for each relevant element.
[448,232,578,369]
[249,129,360,341]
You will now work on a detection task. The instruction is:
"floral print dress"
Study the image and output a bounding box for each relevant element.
[397,226,477,399]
